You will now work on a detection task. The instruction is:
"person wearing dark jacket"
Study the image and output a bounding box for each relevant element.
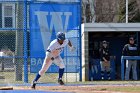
[99,40,111,80]
[122,36,139,80]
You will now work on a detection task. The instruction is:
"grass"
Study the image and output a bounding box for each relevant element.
[1,71,140,85]
[0,71,59,84]
[0,71,78,84]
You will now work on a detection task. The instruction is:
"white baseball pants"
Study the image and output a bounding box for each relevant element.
[39,52,65,76]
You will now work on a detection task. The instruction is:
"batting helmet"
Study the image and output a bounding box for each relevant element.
[56,32,65,40]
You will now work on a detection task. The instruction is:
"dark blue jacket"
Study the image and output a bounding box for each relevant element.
[122,44,139,56]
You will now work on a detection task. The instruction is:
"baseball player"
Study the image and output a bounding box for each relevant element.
[99,40,111,80]
[31,32,75,89]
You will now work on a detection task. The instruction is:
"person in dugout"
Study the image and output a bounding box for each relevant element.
[99,40,111,80]
[122,36,139,80]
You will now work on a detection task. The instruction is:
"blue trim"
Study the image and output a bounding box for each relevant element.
[29,0,32,74]
[121,56,140,80]
[0,56,27,58]
[29,1,81,4]
[0,28,30,30]
[23,0,28,83]
[0,0,24,2]
[29,56,80,58]
[79,0,82,81]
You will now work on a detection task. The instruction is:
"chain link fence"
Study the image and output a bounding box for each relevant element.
[0,0,81,85]
[0,1,24,84]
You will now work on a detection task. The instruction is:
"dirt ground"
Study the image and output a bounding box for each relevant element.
[13,84,140,93]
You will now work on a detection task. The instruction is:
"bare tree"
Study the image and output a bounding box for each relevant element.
[128,0,140,22]
[136,0,140,12]
[82,0,140,23]
[94,0,119,22]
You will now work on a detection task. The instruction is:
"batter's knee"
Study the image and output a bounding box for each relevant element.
[46,51,53,58]
[59,62,65,69]
[39,69,46,76]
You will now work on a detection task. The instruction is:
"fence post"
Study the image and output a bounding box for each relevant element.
[23,0,28,83]
[15,1,24,81]
[79,0,82,81]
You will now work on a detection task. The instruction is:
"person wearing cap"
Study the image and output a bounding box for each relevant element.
[122,36,139,80]
[31,32,75,89]
[99,40,111,80]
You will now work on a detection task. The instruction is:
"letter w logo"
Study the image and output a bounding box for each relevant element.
[35,12,72,50]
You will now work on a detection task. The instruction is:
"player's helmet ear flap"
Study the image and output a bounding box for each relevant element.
[56,32,65,40]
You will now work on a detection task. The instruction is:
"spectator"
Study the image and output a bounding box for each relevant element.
[122,36,139,80]
[99,40,111,80]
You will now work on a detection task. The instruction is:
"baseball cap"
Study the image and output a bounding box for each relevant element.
[102,40,107,44]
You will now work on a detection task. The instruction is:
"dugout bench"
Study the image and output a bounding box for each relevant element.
[121,56,140,80]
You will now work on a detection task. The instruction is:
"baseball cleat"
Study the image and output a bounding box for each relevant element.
[31,81,36,89]
[58,79,64,85]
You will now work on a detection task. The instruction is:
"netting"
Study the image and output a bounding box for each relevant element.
[0,1,24,84]
[0,0,81,85]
